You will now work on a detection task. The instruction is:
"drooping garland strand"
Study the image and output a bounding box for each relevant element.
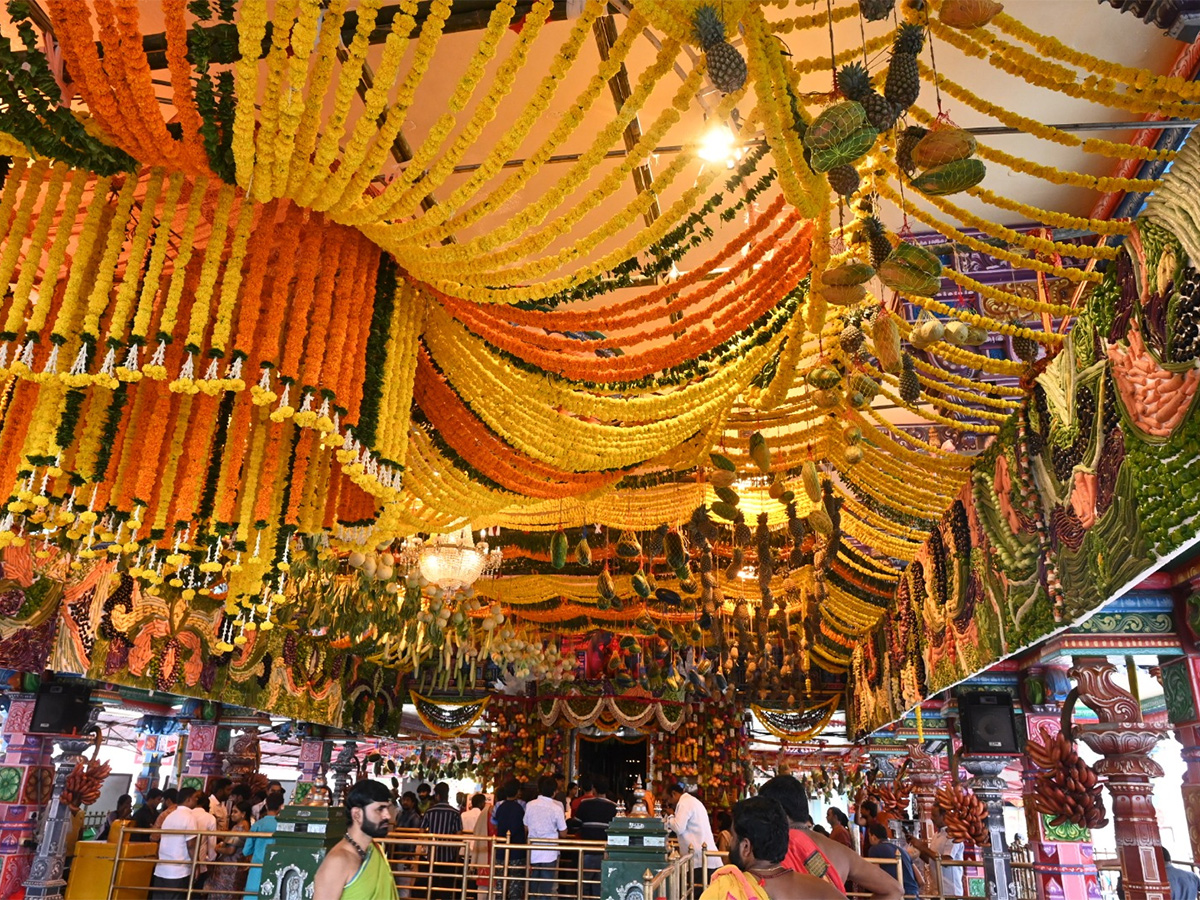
[0,1,136,174]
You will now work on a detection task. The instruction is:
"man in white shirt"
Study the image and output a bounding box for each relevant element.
[151,787,202,899]
[525,775,568,900]
[191,793,219,890]
[664,784,722,880]
[908,808,964,899]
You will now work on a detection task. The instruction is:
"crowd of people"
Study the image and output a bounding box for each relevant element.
[122,777,288,900]
[307,773,978,900]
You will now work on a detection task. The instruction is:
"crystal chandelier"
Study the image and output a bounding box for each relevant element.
[413,525,501,592]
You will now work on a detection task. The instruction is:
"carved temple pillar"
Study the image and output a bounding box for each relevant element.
[23,738,92,900]
[1070,657,1168,900]
[0,694,54,900]
[1156,651,1200,863]
[906,739,940,842]
[330,741,358,807]
[1019,665,1099,900]
[962,755,1017,900]
[132,715,181,804]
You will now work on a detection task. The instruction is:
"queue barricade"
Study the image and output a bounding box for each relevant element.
[103,827,696,900]
[105,825,277,900]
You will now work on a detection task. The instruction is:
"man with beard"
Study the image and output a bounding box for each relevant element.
[700,798,846,900]
[314,779,398,900]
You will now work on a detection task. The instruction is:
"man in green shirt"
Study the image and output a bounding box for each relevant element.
[314,779,398,900]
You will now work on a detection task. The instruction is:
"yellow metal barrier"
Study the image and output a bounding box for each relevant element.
[106,825,276,900]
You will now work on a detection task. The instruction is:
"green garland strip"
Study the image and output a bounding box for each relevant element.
[516,145,775,311]
[356,255,399,448]
[190,0,238,183]
[0,1,136,175]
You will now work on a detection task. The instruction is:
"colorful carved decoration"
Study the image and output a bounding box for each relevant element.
[1070,657,1168,900]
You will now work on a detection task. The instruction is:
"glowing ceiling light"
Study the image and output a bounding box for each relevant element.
[698,123,740,166]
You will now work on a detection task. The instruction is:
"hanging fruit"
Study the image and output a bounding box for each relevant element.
[871,309,904,374]
[1027,727,1108,829]
[939,0,1004,29]
[574,532,592,567]
[693,5,746,93]
[550,528,569,569]
[884,24,925,110]
[899,352,921,403]
[936,782,990,845]
[749,432,772,473]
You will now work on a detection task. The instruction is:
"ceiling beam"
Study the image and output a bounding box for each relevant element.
[132,2,574,70]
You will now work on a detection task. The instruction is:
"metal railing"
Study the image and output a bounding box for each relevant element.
[106,825,275,900]
[104,828,693,900]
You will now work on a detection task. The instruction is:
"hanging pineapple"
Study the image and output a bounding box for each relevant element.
[1012,327,1039,364]
[884,23,925,110]
[861,215,894,269]
[838,62,899,132]
[693,6,747,94]
[898,352,921,402]
[896,125,929,177]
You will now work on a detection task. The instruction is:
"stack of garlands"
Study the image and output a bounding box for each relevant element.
[1027,726,1107,830]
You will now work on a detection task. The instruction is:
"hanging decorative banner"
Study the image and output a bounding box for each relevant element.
[411,690,491,739]
[752,695,841,741]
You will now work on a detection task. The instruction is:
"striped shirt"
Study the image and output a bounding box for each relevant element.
[423,802,464,862]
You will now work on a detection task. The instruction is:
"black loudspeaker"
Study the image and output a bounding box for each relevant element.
[30,682,92,735]
[958,690,1020,754]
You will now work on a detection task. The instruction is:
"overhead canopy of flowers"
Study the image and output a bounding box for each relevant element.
[0,0,1191,704]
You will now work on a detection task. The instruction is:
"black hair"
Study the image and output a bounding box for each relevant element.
[520,783,538,803]
[578,775,594,794]
[417,783,432,794]
[867,823,890,842]
[1164,849,1172,864]
[714,810,732,831]
[266,792,285,812]
[345,779,392,823]
[232,800,254,820]
[402,790,420,805]
[813,825,829,836]
[268,781,283,790]
[471,793,487,810]
[667,783,687,796]
[434,782,450,802]
[144,788,163,802]
[117,794,132,806]
[210,777,232,793]
[162,788,178,804]
[231,784,252,801]
[175,787,196,805]
[499,779,521,801]
[756,775,809,825]
[538,775,558,798]
[594,775,610,795]
[828,808,850,828]
[732,797,789,865]
[861,799,879,817]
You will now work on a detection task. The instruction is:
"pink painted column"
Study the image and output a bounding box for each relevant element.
[0,694,54,900]
[1020,667,1100,900]
[1071,658,1169,900]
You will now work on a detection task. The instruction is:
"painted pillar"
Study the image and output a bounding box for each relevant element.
[1156,651,1200,863]
[23,738,91,900]
[293,738,332,805]
[906,738,940,842]
[179,720,224,795]
[1020,666,1099,900]
[0,694,54,900]
[961,755,1016,900]
[1070,657,1168,900]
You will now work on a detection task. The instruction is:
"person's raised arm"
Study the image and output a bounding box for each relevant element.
[809,831,904,900]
